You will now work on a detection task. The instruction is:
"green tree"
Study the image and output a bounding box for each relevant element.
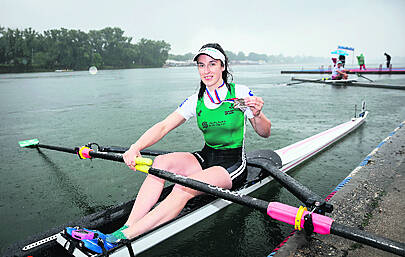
[236,51,246,61]
[135,38,171,67]
[0,27,6,64]
[0,26,172,73]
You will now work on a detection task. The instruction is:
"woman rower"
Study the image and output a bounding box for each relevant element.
[69,43,271,249]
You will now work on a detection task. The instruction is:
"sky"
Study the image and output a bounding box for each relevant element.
[1,0,404,61]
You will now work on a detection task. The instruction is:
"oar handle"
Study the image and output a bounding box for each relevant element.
[135,157,153,166]
[133,157,153,173]
[134,165,151,173]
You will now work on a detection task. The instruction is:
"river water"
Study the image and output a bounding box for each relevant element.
[1,64,404,256]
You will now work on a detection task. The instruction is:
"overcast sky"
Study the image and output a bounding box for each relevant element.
[2,0,404,60]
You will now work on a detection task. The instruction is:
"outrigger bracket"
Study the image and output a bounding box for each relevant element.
[305,197,333,215]
[248,156,334,215]
[303,213,315,236]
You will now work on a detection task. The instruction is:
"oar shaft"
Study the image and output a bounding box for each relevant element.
[104,145,322,207]
[93,151,269,211]
[35,143,126,162]
[36,143,269,211]
[148,167,269,212]
[286,81,306,86]
[98,146,171,157]
[94,149,270,212]
[37,143,77,154]
[102,144,327,211]
[330,222,405,256]
[88,150,125,162]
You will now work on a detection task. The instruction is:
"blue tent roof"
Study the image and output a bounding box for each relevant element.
[331,49,349,56]
[338,45,355,51]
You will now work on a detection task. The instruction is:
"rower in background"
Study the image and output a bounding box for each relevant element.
[384,52,391,68]
[331,61,348,80]
[356,53,366,70]
[331,57,337,67]
[338,54,346,67]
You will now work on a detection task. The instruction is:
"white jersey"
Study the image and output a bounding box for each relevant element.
[331,66,344,76]
[176,83,254,120]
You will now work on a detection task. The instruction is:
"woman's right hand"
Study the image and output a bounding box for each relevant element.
[123,145,142,171]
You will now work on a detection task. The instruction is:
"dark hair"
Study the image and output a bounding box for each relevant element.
[197,43,233,99]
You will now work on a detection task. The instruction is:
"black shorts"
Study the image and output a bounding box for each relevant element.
[192,144,247,189]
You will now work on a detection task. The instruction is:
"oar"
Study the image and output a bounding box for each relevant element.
[356,73,374,82]
[22,140,331,213]
[286,76,310,86]
[18,140,405,255]
[286,77,327,86]
[93,144,171,157]
[286,81,308,86]
[91,143,332,214]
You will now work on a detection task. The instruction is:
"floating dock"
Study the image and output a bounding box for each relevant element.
[290,77,405,90]
[281,67,405,75]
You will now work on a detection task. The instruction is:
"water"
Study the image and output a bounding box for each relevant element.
[1,64,404,256]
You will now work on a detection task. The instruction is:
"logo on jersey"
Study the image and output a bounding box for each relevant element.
[201,120,226,129]
[249,90,254,96]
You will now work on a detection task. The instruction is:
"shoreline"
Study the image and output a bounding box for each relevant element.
[274,121,405,256]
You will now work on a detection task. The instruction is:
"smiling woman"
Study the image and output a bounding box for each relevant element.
[64,43,272,253]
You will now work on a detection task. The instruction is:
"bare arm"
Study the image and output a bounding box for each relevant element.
[337,67,348,74]
[244,96,271,138]
[123,111,186,167]
[249,112,271,138]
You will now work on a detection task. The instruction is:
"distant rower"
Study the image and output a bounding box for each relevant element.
[384,53,391,69]
[331,61,348,80]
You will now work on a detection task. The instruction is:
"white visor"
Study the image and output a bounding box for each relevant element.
[193,47,226,64]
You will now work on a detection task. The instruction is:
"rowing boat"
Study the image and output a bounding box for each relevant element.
[289,77,405,90]
[4,110,368,257]
[291,77,357,84]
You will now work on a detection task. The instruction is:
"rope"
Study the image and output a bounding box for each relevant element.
[267,230,297,256]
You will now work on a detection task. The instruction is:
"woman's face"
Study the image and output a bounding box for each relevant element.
[196,54,225,88]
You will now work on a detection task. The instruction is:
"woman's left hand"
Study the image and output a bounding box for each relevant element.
[244,96,264,117]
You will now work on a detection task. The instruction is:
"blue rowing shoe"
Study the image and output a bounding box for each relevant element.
[65,227,118,254]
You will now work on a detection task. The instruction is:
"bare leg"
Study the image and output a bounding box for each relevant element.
[125,152,202,227]
[123,166,232,239]
[124,175,165,226]
[123,189,192,238]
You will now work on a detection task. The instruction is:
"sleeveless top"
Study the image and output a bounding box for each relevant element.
[196,83,245,150]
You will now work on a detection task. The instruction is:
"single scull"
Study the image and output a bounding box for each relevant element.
[5,109,370,257]
[289,77,405,90]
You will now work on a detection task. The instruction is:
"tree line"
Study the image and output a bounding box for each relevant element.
[0,27,171,73]
[169,51,329,64]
